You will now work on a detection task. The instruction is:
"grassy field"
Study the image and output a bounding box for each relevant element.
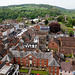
[19,69,29,73]
[59,22,74,30]
[9,6,48,11]
[31,70,49,75]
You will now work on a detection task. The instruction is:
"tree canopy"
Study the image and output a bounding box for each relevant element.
[49,22,60,33]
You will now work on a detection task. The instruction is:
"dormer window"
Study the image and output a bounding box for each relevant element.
[32,45,34,48]
[35,45,37,48]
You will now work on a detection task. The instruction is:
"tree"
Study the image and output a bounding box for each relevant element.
[44,19,48,25]
[57,15,65,22]
[31,20,35,24]
[68,30,74,37]
[17,17,23,22]
[72,19,75,26]
[68,18,72,24]
[49,22,60,33]
[0,19,2,23]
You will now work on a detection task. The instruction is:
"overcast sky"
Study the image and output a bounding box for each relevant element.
[0,0,75,9]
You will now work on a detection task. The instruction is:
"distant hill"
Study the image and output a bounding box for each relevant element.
[0,4,75,22]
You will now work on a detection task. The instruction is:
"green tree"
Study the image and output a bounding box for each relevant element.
[0,18,2,23]
[31,20,35,24]
[57,15,65,22]
[17,17,23,22]
[68,18,72,24]
[68,30,74,37]
[72,19,75,26]
[44,19,48,25]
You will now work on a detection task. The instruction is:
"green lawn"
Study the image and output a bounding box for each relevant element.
[59,22,74,30]
[19,69,29,73]
[65,60,69,62]
[31,70,49,75]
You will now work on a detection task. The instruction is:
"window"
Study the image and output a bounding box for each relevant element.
[55,67,57,69]
[26,58,28,60]
[20,58,22,65]
[40,65,41,66]
[69,71,70,73]
[34,64,36,66]
[29,55,32,58]
[44,65,46,67]
[32,45,34,48]
[54,73,56,75]
[40,59,41,61]
[60,73,62,75]
[51,67,53,69]
[21,62,22,65]
[26,64,28,66]
[40,59,41,64]
[60,70,62,72]
[16,58,18,62]
[44,60,46,64]
[26,60,28,63]
[55,70,57,72]
[40,61,41,64]
[21,60,22,63]
[51,69,53,72]
[34,60,36,63]
[52,43,54,45]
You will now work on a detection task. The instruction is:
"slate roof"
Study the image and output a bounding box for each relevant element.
[0,43,5,51]
[59,37,75,47]
[0,61,7,69]
[49,38,60,46]
[11,38,19,44]
[53,38,60,45]
[48,58,60,67]
[11,51,52,59]
[0,49,7,57]
[59,47,75,54]
[1,54,13,62]
[60,62,73,71]
[3,39,10,45]
[11,51,59,67]
[23,42,38,45]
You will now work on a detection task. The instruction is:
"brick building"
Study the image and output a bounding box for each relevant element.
[58,37,75,55]
[48,38,59,51]
[11,51,59,75]
[48,37,75,55]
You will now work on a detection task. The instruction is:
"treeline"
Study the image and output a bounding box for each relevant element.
[0,4,63,22]
[57,15,75,27]
[0,4,75,23]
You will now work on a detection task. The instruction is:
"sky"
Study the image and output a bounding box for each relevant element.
[0,0,75,9]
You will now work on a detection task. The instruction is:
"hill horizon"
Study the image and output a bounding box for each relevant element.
[0,4,75,10]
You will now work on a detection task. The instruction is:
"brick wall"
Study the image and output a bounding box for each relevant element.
[48,66,59,75]
[14,54,48,68]
[48,41,59,50]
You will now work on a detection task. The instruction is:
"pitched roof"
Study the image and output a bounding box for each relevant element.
[49,38,60,46]
[59,47,75,54]
[11,51,53,59]
[48,58,60,67]
[53,38,60,45]
[59,37,75,47]
[60,62,73,71]
[1,54,13,62]
[0,49,7,56]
